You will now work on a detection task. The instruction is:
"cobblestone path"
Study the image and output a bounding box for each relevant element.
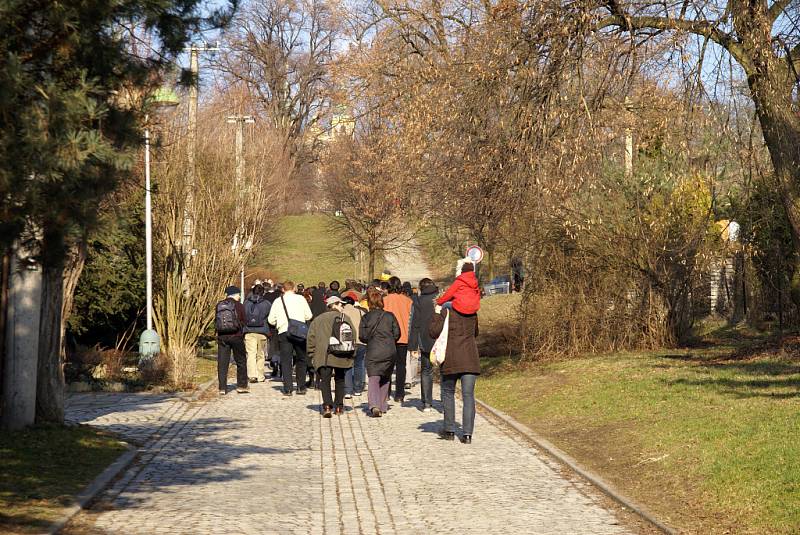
[64,382,640,535]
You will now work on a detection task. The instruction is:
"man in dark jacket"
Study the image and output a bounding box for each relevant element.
[408,278,438,411]
[263,282,282,377]
[215,285,249,395]
[310,282,327,318]
[243,284,271,382]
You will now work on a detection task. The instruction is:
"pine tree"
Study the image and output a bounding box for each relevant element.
[0,0,236,423]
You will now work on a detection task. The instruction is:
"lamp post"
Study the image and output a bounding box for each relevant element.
[140,88,180,361]
[226,115,255,301]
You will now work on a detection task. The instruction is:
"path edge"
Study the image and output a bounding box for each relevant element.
[47,443,139,535]
[182,376,216,403]
[474,397,677,535]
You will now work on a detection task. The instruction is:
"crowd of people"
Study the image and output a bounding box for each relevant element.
[213,263,482,443]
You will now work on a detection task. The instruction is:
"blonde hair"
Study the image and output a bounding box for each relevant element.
[283,280,295,291]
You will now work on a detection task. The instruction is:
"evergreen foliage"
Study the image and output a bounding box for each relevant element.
[0,0,236,424]
[69,192,146,345]
[0,0,236,263]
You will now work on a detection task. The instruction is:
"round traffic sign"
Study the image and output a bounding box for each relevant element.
[466,245,484,263]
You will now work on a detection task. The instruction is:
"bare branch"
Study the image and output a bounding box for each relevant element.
[595,14,755,73]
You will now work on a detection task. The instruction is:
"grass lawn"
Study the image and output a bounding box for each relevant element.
[250,214,361,284]
[477,296,800,533]
[0,425,128,533]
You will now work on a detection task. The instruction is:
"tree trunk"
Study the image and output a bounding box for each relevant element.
[60,243,87,361]
[36,260,65,423]
[749,68,800,307]
[35,242,86,424]
[0,248,10,415]
[368,245,376,281]
[485,245,496,280]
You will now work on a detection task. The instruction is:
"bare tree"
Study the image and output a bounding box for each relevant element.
[218,0,341,159]
[321,132,412,279]
[152,91,288,387]
[593,0,800,284]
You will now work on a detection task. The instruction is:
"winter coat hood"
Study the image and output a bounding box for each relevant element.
[457,271,479,289]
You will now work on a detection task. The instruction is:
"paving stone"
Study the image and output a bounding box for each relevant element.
[64,380,639,534]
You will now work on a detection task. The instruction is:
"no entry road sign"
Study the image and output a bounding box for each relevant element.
[466,245,484,263]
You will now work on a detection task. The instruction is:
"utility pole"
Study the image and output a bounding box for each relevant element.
[226,115,256,301]
[183,42,219,291]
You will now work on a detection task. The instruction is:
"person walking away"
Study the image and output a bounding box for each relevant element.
[401,281,413,298]
[215,286,249,394]
[264,282,282,377]
[383,276,413,403]
[268,280,313,396]
[307,296,356,417]
[360,289,400,417]
[310,282,327,318]
[326,280,341,298]
[404,282,420,389]
[243,283,271,382]
[342,296,367,399]
[436,262,481,314]
[429,304,480,444]
[342,280,362,302]
[408,278,438,411]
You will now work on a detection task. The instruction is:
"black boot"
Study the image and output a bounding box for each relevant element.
[439,431,455,441]
[460,435,472,444]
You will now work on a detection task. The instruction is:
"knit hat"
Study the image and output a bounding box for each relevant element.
[225,285,241,296]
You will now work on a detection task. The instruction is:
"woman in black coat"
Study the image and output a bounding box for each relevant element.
[359,288,400,417]
[408,278,438,411]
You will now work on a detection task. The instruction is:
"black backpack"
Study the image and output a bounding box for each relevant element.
[215,299,241,335]
[329,314,355,356]
[245,297,267,329]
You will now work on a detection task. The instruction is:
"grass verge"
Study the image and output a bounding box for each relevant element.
[251,214,360,284]
[477,296,800,534]
[0,425,128,534]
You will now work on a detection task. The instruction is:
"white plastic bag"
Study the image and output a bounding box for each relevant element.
[430,310,449,365]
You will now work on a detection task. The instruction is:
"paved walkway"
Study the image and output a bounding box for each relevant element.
[384,239,434,286]
[64,382,640,535]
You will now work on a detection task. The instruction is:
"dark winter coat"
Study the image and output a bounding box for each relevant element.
[359,309,400,378]
[307,310,356,370]
[243,294,271,335]
[310,287,327,318]
[429,308,480,376]
[408,285,438,353]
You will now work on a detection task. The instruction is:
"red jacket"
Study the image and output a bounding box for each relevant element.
[436,272,480,314]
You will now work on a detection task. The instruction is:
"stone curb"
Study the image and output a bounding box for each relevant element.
[475,397,677,535]
[181,377,216,403]
[47,444,139,535]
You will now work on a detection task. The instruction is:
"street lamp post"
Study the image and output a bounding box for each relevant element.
[226,115,255,301]
[140,89,179,361]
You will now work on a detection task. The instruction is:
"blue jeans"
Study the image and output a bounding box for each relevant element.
[345,344,366,395]
[441,373,477,435]
[420,352,433,407]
